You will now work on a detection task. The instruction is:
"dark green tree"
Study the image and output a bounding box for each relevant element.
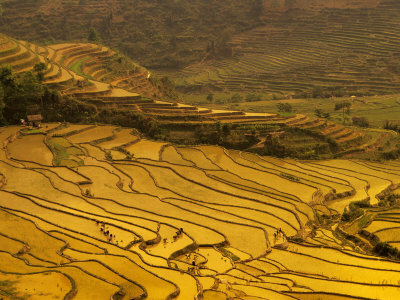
[231,93,243,103]
[34,63,47,83]
[277,102,293,113]
[0,66,17,123]
[315,108,323,118]
[315,108,330,118]
[222,123,232,136]
[88,27,100,42]
[0,86,5,125]
[246,93,262,102]
[0,65,16,90]
[1,68,44,123]
[312,86,324,98]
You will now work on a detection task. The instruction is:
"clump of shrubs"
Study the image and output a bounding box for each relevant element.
[245,93,262,102]
[379,194,400,207]
[341,199,371,222]
[373,242,400,260]
[383,120,400,133]
[314,108,330,119]
[352,116,369,128]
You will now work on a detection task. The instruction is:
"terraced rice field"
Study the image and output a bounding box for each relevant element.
[1,123,400,299]
[0,32,389,157]
[168,0,400,97]
[364,206,400,250]
[7,134,53,165]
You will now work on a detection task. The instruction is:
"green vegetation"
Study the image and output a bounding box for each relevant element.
[373,242,400,260]
[192,122,258,149]
[87,27,100,43]
[379,193,400,207]
[314,109,330,119]
[71,59,85,77]
[263,126,341,159]
[183,92,275,106]
[194,94,400,128]
[277,102,293,114]
[0,0,263,68]
[384,120,400,133]
[48,137,84,166]
[0,65,45,124]
[21,128,43,135]
[352,116,370,128]
[217,247,240,262]
[341,199,371,222]
[33,62,46,83]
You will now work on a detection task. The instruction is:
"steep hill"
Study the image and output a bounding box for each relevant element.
[2,0,399,98]
[0,0,384,70]
[171,0,400,97]
[0,0,264,68]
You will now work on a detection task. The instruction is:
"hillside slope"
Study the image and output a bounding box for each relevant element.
[171,0,400,97]
[2,0,398,98]
[0,0,384,70]
[0,0,264,68]
[0,32,396,159]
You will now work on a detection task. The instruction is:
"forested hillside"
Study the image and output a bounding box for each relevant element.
[0,0,384,70]
[0,0,266,68]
